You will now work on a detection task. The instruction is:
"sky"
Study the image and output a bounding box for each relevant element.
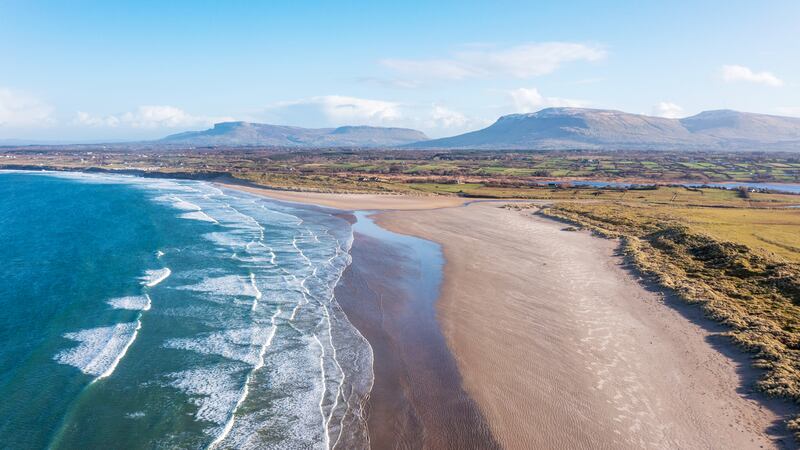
[1,0,799,141]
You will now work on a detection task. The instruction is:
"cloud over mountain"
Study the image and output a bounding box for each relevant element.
[266,96,402,126]
[652,102,685,119]
[509,87,588,113]
[159,121,428,147]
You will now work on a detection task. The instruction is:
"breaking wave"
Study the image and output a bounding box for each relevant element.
[107,295,151,311]
[55,321,141,380]
[141,268,171,287]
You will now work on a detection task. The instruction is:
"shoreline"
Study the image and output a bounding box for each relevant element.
[334,212,499,448]
[213,180,467,211]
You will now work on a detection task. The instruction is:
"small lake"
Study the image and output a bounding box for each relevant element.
[561,180,800,194]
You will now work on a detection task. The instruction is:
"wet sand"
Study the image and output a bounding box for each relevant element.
[335,213,498,449]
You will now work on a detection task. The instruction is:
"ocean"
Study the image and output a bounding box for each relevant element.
[0,171,372,449]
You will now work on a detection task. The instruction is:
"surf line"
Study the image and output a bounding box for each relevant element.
[207,305,282,450]
[102,265,171,381]
[142,267,172,288]
[93,262,168,383]
[92,315,142,383]
[249,272,263,311]
[91,291,154,382]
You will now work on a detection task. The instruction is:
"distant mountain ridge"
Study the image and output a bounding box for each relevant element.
[405,108,800,151]
[161,121,429,148]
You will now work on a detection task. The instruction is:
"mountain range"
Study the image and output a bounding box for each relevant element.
[152,108,800,151]
[407,108,800,151]
[160,122,428,148]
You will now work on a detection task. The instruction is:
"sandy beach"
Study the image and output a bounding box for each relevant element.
[377,202,793,449]
[220,184,794,449]
[215,182,466,211]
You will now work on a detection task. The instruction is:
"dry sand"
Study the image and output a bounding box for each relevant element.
[377,202,793,449]
[218,183,793,449]
[215,182,465,211]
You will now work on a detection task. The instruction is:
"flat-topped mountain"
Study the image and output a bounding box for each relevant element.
[160,122,428,148]
[406,108,800,150]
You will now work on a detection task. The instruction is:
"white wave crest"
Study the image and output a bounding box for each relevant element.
[154,195,202,211]
[177,275,260,298]
[141,268,172,288]
[207,307,282,449]
[163,327,273,366]
[54,322,141,379]
[172,199,202,211]
[249,273,262,311]
[166,364,247,426]
[107,295,151,311]
[180,211,218,223]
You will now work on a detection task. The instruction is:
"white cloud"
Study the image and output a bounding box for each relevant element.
[652,101,685,118]
[381,42,606,80]
[357,76,423,89]
[267,95,402,126]
[122,106,225,128]
[721,65,783,87]
[429,105,470,129]
[262,95,482,136]
[776,107,800,117]
[74,106,231,129]
[508,87,588,113]
[382,59,475,80]
[75,111,121,127]
[308,95,401,123]
[0,88,54,127]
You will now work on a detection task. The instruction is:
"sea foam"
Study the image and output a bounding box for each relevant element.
[180,211,218,223]
[171,198,202,211]
[163,327,273,366]
[55,322,140,379]
[107,295,151,311]
[141,268,171,288]
[166,363,247,426]
[177,274,260,298]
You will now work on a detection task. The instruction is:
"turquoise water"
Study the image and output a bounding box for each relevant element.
[0,171,372,449]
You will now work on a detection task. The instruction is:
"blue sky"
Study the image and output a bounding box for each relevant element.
[1,1,799,140]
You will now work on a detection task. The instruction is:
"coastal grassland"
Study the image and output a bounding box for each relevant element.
[405,182,800,204]
[232,171,407,193]
[538,191,800,435]
[3,149,800,191]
